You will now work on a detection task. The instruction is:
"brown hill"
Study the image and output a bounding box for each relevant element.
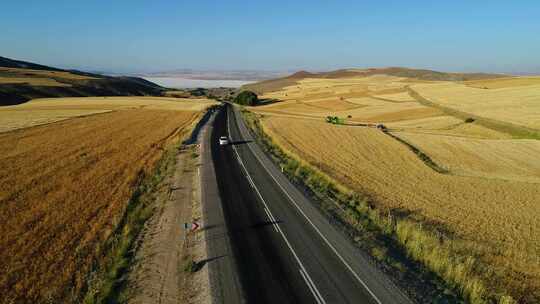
[242,67,507,94]
[0,56,165,106]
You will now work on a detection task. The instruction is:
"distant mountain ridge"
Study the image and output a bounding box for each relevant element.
[242,67,508,94]
[0,56,165,106]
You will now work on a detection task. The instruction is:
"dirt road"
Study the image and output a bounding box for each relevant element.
[124,144,209,304]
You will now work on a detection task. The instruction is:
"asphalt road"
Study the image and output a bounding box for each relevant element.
[205,104,413,304]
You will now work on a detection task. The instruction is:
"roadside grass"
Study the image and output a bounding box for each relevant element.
[240,108,516,304]
[82,140,180,304]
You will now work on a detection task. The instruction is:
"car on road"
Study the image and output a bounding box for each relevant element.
[219,136,229,146]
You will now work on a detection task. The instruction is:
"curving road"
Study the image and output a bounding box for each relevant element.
[202,104,413,304]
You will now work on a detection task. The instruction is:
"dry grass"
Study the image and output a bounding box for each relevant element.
[0,97,213,303]
[0,76,72,87]
[261,116,540,302]
[0,67,96,81]
[411,82,540,129]
[0,97,216,132]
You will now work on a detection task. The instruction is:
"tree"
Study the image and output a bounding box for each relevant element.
[233,90,259,106]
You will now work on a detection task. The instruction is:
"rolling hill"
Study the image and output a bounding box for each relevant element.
[242,67,507,94]
[0,56,165,106]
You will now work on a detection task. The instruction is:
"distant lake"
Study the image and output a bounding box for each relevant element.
[143,77,255,89]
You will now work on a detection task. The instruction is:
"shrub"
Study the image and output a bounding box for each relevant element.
[233,90,259,106]
[183,259,200,273]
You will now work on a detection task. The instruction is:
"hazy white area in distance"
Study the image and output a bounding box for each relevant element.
[143,77,254,88]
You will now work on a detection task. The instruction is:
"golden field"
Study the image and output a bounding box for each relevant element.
[0,96,215,132]
[410,81,540,130]
[0,97,216,303]
[248,74,540,302]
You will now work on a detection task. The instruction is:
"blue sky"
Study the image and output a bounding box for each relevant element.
[1,0,539,73]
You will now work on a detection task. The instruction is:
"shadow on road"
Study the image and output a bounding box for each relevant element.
[196,254,227,269]
[193,220,284,246]
[229,140,252,146]
[183,107,216,145]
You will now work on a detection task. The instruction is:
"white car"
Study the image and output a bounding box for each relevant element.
[219,136,229,146]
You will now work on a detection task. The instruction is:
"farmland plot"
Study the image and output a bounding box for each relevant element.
[0,97,215,303]
[395,132,540,182]
[411,82,540,129]
[261,115,540,301]
[0,96,214,132]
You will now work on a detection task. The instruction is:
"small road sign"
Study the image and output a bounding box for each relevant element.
[184,222,200,231]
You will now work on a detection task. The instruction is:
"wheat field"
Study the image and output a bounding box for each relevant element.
[411,82,540,129]
[0,96,215,132]
[0,97,215,303]
[395,131,540,182]
[261,116,540,301]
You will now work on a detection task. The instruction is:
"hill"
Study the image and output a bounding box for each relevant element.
[242,67,507,94]
[0,56,165,106]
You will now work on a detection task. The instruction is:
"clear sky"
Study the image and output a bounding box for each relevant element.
[1,0,539,74]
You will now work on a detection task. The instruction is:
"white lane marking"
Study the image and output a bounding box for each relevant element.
[232,108,384,304]
[227,109,326,304]
[300,269,324,304]
[263,207,279,233]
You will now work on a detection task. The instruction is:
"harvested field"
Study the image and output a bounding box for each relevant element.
[387,117,511,139]
[411,82,540,129]
[0,98,214,303]
[254,98,441,123]
[464,77,540,89]
[395,132,540,182]
[387,115,464,129]
[372,92,415,102]
[0,96,215,132]
[261,115,540,302]
[363,106,442,122]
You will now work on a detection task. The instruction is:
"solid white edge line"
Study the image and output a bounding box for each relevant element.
[232,107,384,304]
[227,108,327,304]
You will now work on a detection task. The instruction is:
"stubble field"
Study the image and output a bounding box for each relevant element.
[0,97,215,303]
[248,74,540,302]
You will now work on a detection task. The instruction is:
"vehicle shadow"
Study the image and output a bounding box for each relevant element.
[192,220,283,245]
[229,140,252,146]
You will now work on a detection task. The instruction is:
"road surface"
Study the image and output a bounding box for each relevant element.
[203,104,413,304]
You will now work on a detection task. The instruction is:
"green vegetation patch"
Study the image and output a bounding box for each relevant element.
[233,90,259,106]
